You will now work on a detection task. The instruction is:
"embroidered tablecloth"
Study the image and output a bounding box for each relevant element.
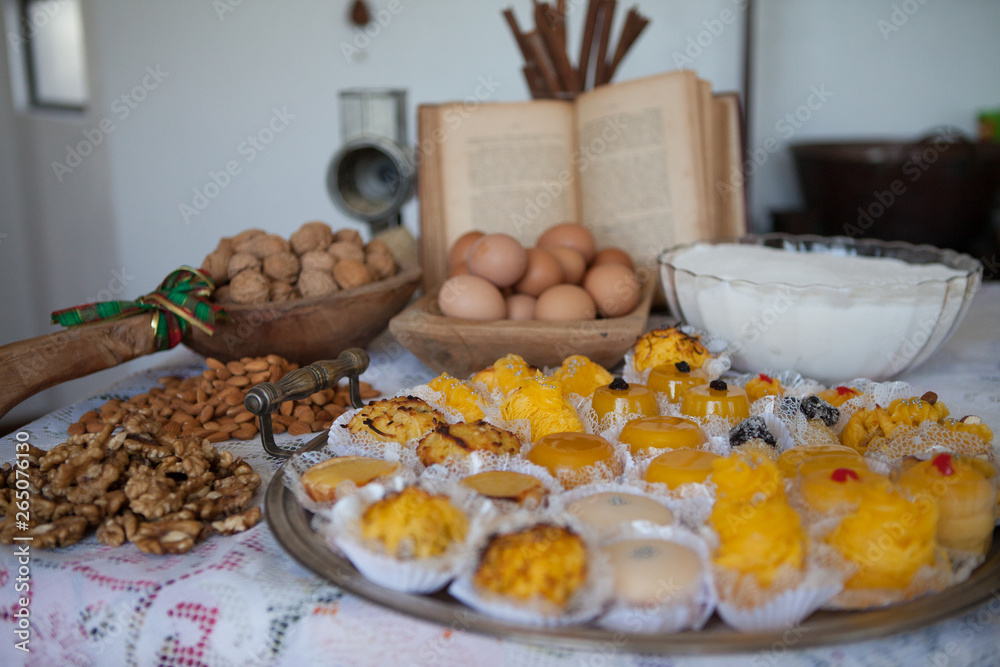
[2,284,999,667]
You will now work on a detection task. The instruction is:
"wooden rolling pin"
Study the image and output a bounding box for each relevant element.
[0,315,157,421]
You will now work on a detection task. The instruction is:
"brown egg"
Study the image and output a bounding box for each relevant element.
[547,246,587,284]
[448,231,484,268]
[467,234,527,287]
[537,222,596,263]
[591,247,634,270]
[448,261,470,278]
[583,264,641,317]
[535,284,596,321]
[506,294,536,320]
[514,247,564,296]
[438,275,507,320]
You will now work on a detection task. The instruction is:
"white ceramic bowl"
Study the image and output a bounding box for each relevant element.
[659,234,982,384]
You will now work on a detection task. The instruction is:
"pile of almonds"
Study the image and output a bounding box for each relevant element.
[200,221,398,305]
[68,354,380,443]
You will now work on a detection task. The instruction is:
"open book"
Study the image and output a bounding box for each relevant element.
[418,70,746,289]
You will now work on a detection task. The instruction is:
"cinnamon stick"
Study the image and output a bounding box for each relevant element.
[593,0,616,87]
[605,7,648,83]
[578,0,602,88]
[502,8,535,65]
[535,1,579,92]
[525,30,562,96]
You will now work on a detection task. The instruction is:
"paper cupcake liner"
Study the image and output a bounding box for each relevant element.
[716,581,842,633]
[447,510,613,627]
[596,524,718,634]
[823,546,959,611]
[324,477,492,594]
[727,369,826,399]
[547,481,678,542]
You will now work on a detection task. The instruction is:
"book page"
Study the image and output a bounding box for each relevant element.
[435,101,577,249]
[698,79,717,238]
[574,71,711,268]
[712,93,748,238]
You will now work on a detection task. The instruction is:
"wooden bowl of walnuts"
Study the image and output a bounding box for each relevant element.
[184,222,421,364]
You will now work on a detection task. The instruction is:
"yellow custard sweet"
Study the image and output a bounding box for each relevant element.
[795,453,869,478]
[426,373,485,422]
[712,498,806,588]
[632,327,712,372]
[301,456,401,502]
[744,373,783,402]
[460,471,549,507]
[826,483,939,590]
[644,449,721,489]
[474,524,588,607]
[840,394,950,454]
[619,416,706,456]
[591,379,658,423]
[711,454,784,505]
[647,361,709,403]
[527,432,620,488]
[817,385,862,407]
[552,355,615,397]
[360,487,468,559]
[798,467,891,514]
[681,380,750,422]
[776,444,865,478]
[501,376,583,441]
[896,453,999,556]
[710,456,806,588]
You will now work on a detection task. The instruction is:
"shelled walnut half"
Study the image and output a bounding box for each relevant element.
[0,406,261,554]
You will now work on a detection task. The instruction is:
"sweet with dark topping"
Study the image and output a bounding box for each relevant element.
[729,416,777,447]
[800,395,840,427]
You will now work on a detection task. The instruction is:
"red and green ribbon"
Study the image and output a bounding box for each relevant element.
[51,266,228,351]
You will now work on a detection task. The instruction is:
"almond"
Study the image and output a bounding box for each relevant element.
[226,375,251,388]
[287,421,312,436]
[244,359,269,373]
[232,425,257,440]
[227,361,245,376]
[206,431,230,443]
[206,357,226,371]
[234,411,255,424]
[67,422,86,436]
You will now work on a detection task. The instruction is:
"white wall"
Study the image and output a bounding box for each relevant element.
[1,0,744,428]
[748,0,1000,229]
[3,0,998,427]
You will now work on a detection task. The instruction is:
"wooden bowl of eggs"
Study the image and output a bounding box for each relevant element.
[390,222,653,377]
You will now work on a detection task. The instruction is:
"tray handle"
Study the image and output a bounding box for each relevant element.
[244,348,369,458]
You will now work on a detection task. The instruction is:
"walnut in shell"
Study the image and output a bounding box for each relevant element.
[270,280,295,302]
[333,258,373,289]
[262,251,300,283]
[300,249,336,273]
[227,252,261,280]
[236,233,290,258]
[213,284,232,302]
[232,228,265,245]
[335,228,364,247]
[229,270,270,304]
[297,269,339,298]
[366,251,396,280]
[201,247,233,285]
[328,241,366,263]
[290,221,334,255]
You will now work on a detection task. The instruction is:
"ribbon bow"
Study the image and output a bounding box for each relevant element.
[51,267,228,351]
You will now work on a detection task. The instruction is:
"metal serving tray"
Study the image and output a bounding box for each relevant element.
[265,435,1000,655]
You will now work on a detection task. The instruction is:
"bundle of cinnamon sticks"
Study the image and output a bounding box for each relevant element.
[503,0,649,99]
